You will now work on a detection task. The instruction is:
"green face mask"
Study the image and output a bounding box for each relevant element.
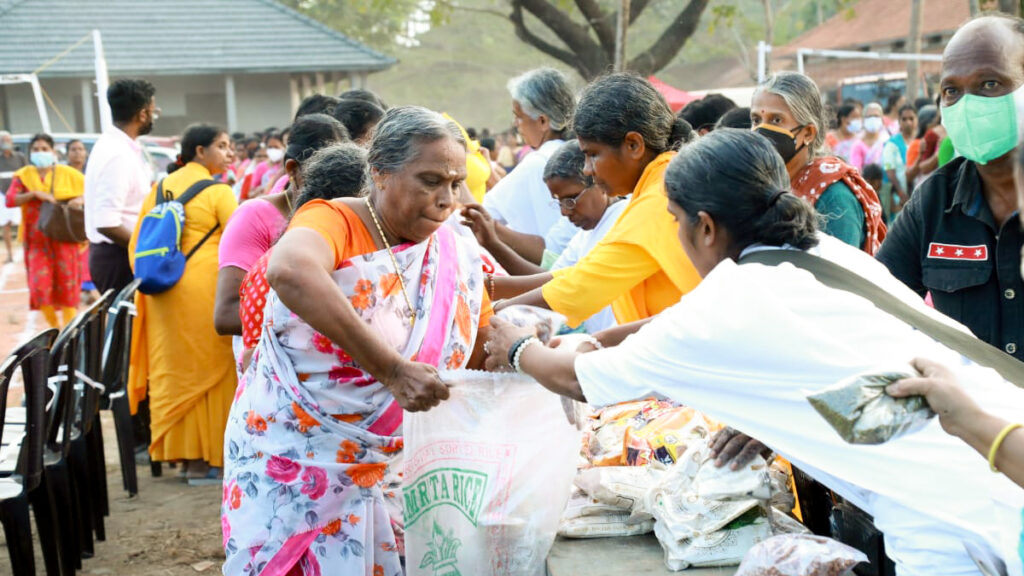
[941,83,1024,165]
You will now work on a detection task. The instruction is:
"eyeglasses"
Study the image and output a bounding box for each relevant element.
[552,186,590,211]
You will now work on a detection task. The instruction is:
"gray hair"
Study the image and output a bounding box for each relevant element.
[755,72,830,158]
[0,131,10,141]
[297,142,369,208]
[367,106,466,174]
[864,102,884,116]
[542,140,590,186]
[507,68,575,132]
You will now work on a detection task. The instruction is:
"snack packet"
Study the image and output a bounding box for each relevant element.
[806,365,935,445]
[735,534,868,576]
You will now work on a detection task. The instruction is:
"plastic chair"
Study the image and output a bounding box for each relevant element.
[64,290,114,558]
[101,279,141,495]
[0,329,60,575]
[42,313,89,573]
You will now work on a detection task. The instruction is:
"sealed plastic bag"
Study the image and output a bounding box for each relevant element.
[404,369,580,576]
[807,365,935,445]
[735,534,868,576]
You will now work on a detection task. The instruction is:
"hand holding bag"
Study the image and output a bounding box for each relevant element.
[36,169,86,243]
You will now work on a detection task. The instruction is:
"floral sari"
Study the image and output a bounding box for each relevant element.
[222,224,486,576]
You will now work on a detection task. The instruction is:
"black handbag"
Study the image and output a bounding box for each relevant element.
[36,168,86,243]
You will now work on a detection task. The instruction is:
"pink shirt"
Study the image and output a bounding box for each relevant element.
[269,174,290,196]
[218,198,288,272]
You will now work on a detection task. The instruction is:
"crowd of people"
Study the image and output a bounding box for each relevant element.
[2,10,1024,576]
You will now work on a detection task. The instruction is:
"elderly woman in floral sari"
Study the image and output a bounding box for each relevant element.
[222,106,492,576]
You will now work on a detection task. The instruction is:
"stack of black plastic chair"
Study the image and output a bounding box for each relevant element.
[0,329,59,575]
[43,312,88,573]
[101,279,141,495]
[65,291,114,560]
[82,291,113,546]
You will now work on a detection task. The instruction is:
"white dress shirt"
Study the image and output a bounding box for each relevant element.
[84,126,153,244]
[483,139,565,237]
[576,234,1024,575]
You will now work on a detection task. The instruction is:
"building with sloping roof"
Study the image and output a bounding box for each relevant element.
[773,0,969,96]
[0,0,395,134]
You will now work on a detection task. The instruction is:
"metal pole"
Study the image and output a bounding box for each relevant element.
[92,29,112,132]
[797,49,806,74]
[28,75,51,133]
[225,75,238,134]
[757,41,767,83]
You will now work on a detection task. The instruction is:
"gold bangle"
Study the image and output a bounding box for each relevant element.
[988,422,1022,473]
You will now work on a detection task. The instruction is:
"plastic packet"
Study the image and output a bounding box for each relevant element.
[496,304,566,344]
[806,365,935,445]
[735,534,868,576]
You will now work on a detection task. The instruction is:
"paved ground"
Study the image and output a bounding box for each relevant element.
[0,243,224,575]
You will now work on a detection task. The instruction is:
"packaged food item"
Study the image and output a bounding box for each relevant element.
[735,534,868,576]
[559,513,655,538]
[496,304,565,344]
[656,508,774,570]
[404,369,579,576]
[574,466,664,512]
[807,365,935,445]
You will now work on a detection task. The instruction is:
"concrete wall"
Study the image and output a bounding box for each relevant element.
[0,72,296,137]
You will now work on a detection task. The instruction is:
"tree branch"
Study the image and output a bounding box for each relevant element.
[573,0,615,56]
[628,0,652,24]
[440,1,510,18]
[514,0,602,58]
[509,2,584,74]
[628,0,711,75]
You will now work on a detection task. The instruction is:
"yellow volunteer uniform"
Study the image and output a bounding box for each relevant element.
[541,152,701,327]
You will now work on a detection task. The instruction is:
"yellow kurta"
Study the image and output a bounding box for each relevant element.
[541,152,702,327]
[127,162,238,467]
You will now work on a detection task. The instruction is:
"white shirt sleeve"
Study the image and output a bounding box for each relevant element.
[88,156,133,230]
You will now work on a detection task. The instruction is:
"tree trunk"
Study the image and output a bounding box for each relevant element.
[968,0,980,15]
[763,0,775,47]
[615,0,631,72]
[816,0,824,25]
[998,0,1020,15]
[907,0,925,100]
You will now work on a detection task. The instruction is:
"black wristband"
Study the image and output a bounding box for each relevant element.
[507,335,532,367]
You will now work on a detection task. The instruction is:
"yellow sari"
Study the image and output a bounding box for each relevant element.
[127,162,238,467]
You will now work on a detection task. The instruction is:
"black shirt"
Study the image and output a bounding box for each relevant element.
[877,157,1024,361]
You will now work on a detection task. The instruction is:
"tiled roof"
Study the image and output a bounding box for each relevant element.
[776,0,970,56]
[0,0,395,77]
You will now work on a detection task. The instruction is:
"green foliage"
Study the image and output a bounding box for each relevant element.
[280,0,442,49]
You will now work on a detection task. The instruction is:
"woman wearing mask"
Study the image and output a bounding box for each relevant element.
[829,103,869,170]
[128,124,238,484]
[861,102,889,168]
[5,133,84,328]
[751,72,886,254]
[245,132,286,199]
[881,105,918,219]
[66,139,97,303]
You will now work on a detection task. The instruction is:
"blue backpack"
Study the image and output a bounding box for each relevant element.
[134,178,218,294]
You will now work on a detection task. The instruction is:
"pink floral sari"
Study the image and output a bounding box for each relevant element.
[222,225,485,576]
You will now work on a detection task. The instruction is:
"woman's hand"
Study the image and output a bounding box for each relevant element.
[34,190,55,203]
[709,427,771,470]
[460,203,499,249]
[885,357,981,438]
[482,316,537,371]
[67,196,84,209]
[382,360,450,412]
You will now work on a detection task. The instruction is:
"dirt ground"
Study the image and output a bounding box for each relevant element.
[0,243,226,575]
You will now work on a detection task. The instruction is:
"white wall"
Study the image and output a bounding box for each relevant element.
[1,72,297,136]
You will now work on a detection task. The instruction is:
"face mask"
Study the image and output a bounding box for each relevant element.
[30,151,55,168]
[847,119,863,133]
[942,83,1024,165]
[863,117,884,134]
[266,148,284,163]
[0,142,12,152]
[755,123,807,164]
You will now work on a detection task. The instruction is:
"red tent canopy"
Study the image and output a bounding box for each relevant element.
[648,76,698,112]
